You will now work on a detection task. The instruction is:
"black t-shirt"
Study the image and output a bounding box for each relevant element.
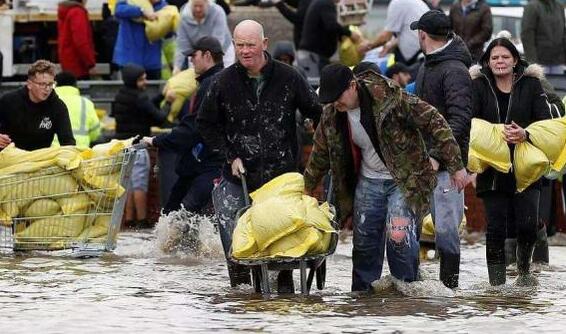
[495,86,510,123]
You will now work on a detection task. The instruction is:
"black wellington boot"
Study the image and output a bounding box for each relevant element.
[439,251,460,289]
[532,225,549,264]
[515,241,538,287]
[487,263,506,286]
[277,270,295,294]
[227,260,251,287]
[504,238,517,267]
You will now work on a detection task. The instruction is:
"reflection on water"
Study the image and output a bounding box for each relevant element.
[1,211,566,333]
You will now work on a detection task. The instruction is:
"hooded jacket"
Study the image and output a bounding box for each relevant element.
[197,53,322,191]
[521,0,566,66]
[449,0,493,62]
[57,1,96,78]
[304,71,464,223]
[173,2,232,70]
[415,36,473,167]
[470,63,554,195]
[113,0,166,70]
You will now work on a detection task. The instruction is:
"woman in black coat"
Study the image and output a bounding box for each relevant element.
[470,37,554,286]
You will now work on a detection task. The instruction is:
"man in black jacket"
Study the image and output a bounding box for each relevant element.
[413,10,473,289]
[142,37,224,214]
[197,20,322,292]
[0,60,75,151]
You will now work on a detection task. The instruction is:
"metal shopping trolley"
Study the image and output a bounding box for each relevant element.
[0,144,141,256]
[230,174,339,295]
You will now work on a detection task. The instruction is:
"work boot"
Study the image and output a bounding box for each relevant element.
[515,241,538,287]
[487,263,506,286]
[504,238,517,266]
[277,270,295,294]
[227,261,251,287]
[439,251,460,289]
[532,225,549,264]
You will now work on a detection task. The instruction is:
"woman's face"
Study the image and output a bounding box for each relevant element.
[488,45,518,77]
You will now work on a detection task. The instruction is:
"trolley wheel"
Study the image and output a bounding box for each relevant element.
[316,260,327,290]
[252,266,263,293]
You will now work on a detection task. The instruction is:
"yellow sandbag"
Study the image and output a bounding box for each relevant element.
[90,138,134,158]
[0,207,12,226]
[249,172,304,204]
[0,144,83,175]
[467,147,490,173]
[308,229,332,255]
[526,118,566,172]
[302,195,335,232]
[127,0,153,24]
[145,5,180,42]
[469,118,512,173]
[38,174,79,197]
[232,209,259,258]
[514,142,550,192]
[249,196,306,252]
[16,215,86,239]
[23,199,61,218]
[265,226,320,258]
[162,69,198,122]
[78,215,111,240]
[339,26,363,67]
[56,194,91,215]
[79,172,125,198]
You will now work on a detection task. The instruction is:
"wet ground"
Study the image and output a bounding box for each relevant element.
[2,212,566,333]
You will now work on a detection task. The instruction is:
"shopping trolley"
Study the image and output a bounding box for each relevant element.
[0,144,142,256]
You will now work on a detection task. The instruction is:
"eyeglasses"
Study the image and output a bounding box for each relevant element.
[31,80,56,89]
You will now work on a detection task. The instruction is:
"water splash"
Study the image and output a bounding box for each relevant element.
[371,275,455,297]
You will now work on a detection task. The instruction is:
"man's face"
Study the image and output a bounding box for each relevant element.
[26,73,55,102]
[136,73,148,90]
[190,50,210,75]
[333,82,358,112]
[233,32,267,71]
[192,0,208,21]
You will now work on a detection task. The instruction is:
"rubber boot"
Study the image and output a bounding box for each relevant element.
[504,238,517,266]
[532,225,549,264]
[487,263,506,286]
[227,261,251,287]
[515,241,538,287]
[439,251,460,289]
[277,270,295,294]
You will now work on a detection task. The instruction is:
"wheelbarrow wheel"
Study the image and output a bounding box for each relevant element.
[316,260,326,290]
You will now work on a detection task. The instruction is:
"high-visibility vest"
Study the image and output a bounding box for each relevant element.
[53,86,101,149]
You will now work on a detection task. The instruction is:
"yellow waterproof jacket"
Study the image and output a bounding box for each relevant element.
[54,86,101,149]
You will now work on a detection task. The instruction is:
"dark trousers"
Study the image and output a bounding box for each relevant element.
[163,169,220,214]
[482,186,540,266]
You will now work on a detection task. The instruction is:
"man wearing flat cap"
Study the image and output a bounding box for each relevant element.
[304,63,467,292]
[412,10,473,289]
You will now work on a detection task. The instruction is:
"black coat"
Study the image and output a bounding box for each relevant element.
[197,53,322,191]
[416,36,473,167]
[113,87,168,140]
[0,87,75,151]
[275,0,312,48]
[153,63,224,177]
[470,63,554,195]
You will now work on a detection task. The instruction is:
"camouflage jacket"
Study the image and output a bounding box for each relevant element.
[304,71,464,222]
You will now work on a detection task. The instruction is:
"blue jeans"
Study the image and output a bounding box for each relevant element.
[430,171,464,256]
[352,176,419,291]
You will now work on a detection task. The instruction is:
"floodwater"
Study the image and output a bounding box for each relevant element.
[1,212,566,334]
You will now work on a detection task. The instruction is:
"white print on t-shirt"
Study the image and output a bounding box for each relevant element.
[39,117,52,130]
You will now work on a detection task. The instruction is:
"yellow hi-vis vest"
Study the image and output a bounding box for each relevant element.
[53,86,101,149]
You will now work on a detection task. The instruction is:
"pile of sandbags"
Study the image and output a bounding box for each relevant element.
[0,139,134,249]
[467,117,566,192]
[231,173,336,259]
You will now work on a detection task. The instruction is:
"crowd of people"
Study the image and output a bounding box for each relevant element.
[1,0,566,293]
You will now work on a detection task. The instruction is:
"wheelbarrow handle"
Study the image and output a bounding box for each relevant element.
[238,171,251,207]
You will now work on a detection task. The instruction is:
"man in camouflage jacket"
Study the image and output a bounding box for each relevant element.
[304,64,467,291]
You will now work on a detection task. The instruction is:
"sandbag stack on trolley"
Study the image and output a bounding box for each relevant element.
[0,138,135,251]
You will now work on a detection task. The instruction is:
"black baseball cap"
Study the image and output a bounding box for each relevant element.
[410,10,452,35]
[190,36,224,56]
[386,62,410,78]
[318,63,354,104]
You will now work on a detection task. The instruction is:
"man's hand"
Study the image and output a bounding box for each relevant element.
[350,30,362,44]
[503,121,527,144]
[357,41,372,54]
[450,168,469,192]
[429,157,440,171]
[143,10,158,21]
[231,158,245,177]
[0,133,11,148]
[141,136,155,147]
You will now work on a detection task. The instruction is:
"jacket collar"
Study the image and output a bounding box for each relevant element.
[234,51,275,80]
[469,63,545,82]
[196,63,224,83]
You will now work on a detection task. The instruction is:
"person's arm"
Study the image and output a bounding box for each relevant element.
[467,6,493,50]
[209,5,231,53]
[531,79,553,121]
[521,4,538,63]
[55,103,76,146]
[294,73,322,126]
[196,79,229,160]
[320,1,350,38]
[137,94,168,125]
[174,18,191,72]
[540,76,566,117]
[275,1,299,24]
[114,1,144,19]
[69,10,96,69]
[303,111,331,193]
[153,113,200,152]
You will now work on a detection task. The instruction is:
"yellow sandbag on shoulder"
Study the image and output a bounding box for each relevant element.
[145,5,180,42]
[249,196,306,252]
[16,215,86,239]
[56,194,91,215]
[339,26,363,67]
[78,215,111,240]
[469,118,512,173]
[232,209,258,259]
[127,0,153,23]
[249,172,305,204]
[526,118,566,172]
[266,226,320,258]
[23,199,61,218]
[514,141,550,192]
[162,69,198,122]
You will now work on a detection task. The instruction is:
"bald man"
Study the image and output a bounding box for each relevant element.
[198,20,322,292]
